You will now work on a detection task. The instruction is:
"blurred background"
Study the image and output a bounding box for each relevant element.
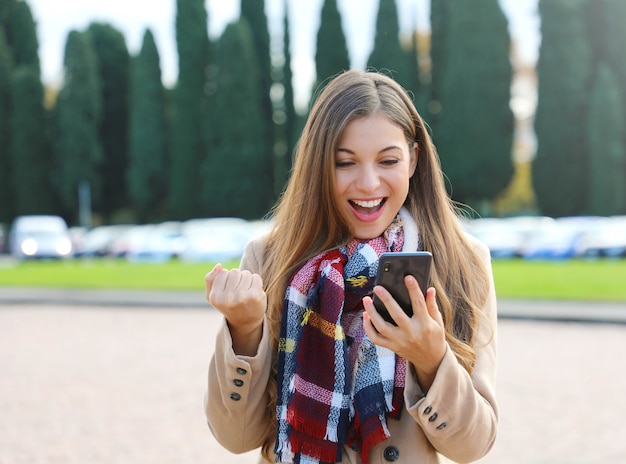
[1,0,625,261]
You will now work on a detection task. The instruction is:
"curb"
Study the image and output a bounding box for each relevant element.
[1,287,625,324]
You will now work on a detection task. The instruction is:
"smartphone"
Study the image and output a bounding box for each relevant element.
[372,251,433,325]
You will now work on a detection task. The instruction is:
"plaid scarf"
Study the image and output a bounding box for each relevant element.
[275,214,413,464]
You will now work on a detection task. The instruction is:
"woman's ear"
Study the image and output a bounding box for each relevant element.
[409,141,418,177]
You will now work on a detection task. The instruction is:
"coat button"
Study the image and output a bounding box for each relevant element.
[383,446,399,462]
[233,379,244,387]
[428,413,439,422]
[236,367,247,375]
[230,393,241,401]
[437,422,447,430]
[423,406,432,415]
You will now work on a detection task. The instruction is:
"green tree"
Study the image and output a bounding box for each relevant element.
[86,23,130,221]
[0,30,13,222]
[367,0,410,89]
[3,0,39,72]
[429,0,452,129]
[276,1,297,192]
[436,0,514,210]
[53,30,103,222]
[588,0,626,195]
[202,20,268,219]
[313,0,350,100]
[170,0,210,220]
[533,0,592,217]
[10,66,50,214]
[127,29,168,223]
[587,64,625,215]
[241,0,274,196]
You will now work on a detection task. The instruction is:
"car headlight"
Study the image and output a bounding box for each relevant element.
[21,238,38,256]
[56,238,72,256]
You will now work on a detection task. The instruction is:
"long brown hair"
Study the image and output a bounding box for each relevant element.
[259,70,490,459]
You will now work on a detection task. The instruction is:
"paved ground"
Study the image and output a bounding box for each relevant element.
[1,299,625,463]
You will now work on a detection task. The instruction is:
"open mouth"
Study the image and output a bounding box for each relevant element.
[349,198,386,215]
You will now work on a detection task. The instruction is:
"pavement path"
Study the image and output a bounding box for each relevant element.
[1,292,625,463]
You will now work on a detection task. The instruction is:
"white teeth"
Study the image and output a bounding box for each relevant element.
[352,198,383,208]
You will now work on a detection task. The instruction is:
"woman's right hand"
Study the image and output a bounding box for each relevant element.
[205,263,267,356]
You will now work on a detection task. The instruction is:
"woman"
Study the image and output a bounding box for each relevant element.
[204,70,497,464]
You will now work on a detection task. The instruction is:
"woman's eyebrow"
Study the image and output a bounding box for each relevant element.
[336,145,403,154]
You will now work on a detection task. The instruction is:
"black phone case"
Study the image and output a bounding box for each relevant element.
[372,251,432,325]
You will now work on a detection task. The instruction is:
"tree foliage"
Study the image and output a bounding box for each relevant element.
[240,0,274,193]
[201,19,268,219]
[10,65,49,214]
[0,30,13,222]
[170,0,210,220]
[127,29,168,223]
[313,0,349,98]
[53,30,103,221]
[367,0,410,89]
[86,23,130,220]
[3,0,39,72]
[533,0,592,217]
[436,0,514,208]
[587,64,625,215]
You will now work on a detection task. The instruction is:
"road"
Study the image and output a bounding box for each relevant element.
[1,302,625,464]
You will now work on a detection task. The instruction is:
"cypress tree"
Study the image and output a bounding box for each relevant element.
[313,0,350,99]
[202,20,267,219]
[127,29,168,223]
[10,65,50,214]
[588,0,626,196]
[4,0,39,73]
[436,0,514,210]
[170,0,210,220]
[429,0,452,128]
[86,23,130,221]
[279,1,297,189]
[0,30,13,222]
[367,0,410,89]
[587,64,625,215]
[53,30,103,222]
[533,0,592,217]
[240,0,274,197]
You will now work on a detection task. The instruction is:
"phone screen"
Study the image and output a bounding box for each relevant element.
[372,251,432,325]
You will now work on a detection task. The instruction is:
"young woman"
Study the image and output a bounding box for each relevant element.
[204,70,497,464]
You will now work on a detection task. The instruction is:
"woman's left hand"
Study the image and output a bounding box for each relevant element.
[362,275,447,391]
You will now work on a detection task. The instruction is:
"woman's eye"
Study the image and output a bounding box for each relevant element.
[335,160,354,168]
[381,159,399,166]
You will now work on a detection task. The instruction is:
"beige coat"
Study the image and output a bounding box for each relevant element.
[205,234,498,464]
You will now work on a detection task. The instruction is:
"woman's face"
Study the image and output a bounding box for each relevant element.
[335,114,417,240]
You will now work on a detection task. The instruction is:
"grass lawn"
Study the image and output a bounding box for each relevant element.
[0,257,625,302]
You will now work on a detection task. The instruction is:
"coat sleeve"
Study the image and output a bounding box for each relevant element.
[403,237,498,463]
[204,237,273,454]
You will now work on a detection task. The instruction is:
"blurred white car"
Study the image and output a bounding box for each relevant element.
[74,224,134,257]
[179,217,254,263]
[9,215,73,259]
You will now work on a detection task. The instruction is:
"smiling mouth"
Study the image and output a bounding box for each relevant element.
[349,198,386,214]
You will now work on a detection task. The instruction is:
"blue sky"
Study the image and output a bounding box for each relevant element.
[27,0,540,109]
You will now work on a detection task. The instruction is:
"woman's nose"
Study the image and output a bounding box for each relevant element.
[355,164,381,192]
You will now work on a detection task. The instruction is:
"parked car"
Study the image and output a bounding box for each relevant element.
[520,216,598,260]
[125,221,186,263]
[180,217,252,262]
[74,224,134,257]
[577,216,626,258]
[9,215,73,259]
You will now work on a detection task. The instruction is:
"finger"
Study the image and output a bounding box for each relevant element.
[405,275,428,322]
[425,287,443,325]
[362,297,384,338]
[364,291,400,330]
[205,263,223,298]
